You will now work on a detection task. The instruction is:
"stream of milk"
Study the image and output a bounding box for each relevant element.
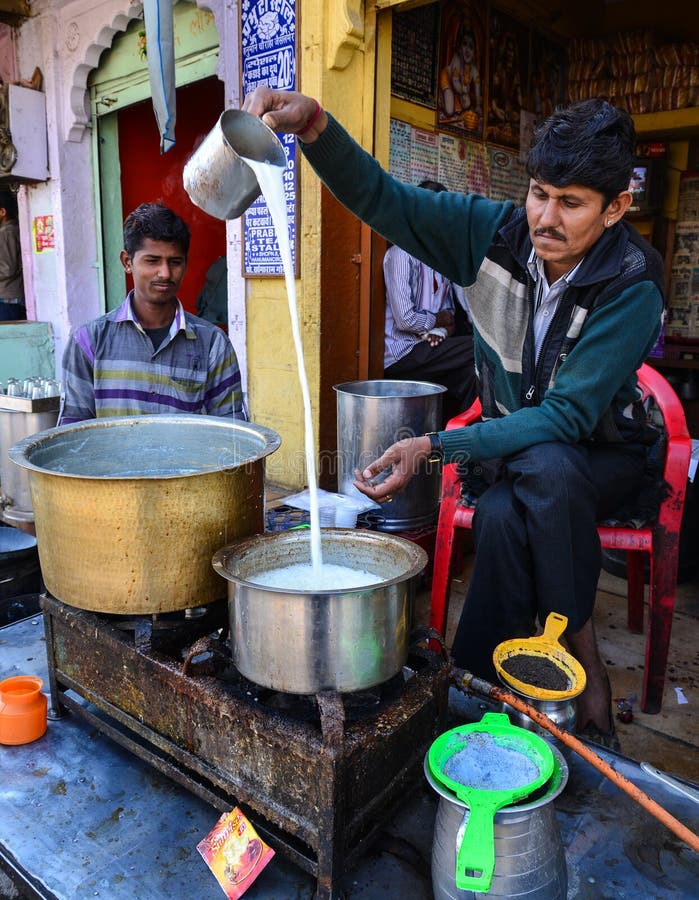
[243,158,324,576]
[243,157,381,589]
[244,158,323,574]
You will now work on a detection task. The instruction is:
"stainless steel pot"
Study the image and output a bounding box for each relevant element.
[0,396,59,529]
[212,528,428,694]
[499,682,580,764]
[9,415,280,614]
[334,380,446,532]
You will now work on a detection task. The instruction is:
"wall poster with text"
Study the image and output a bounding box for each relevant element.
[240,0,298,276]
[436,0,486,141]
[391,4,440,108]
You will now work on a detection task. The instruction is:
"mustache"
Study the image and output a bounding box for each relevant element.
[534,227,565,241]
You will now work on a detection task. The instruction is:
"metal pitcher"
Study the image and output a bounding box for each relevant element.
[183,108,287,220]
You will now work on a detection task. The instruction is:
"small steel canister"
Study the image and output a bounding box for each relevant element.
[0,395,59,529]
[499,683,579,762]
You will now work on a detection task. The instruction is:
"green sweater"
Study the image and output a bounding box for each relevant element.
[302,115,664,464]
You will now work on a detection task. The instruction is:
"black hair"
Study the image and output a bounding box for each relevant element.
[0,189,19,219]
[418,180,448,193]
[123,202,191,258]
[526,99,636,207]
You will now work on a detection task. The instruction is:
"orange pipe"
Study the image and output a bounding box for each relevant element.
[455,668,699,853]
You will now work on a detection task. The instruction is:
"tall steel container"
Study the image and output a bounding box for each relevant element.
[334,380,446,532]
[0,396,59,529]
[426,748,569,899]
[9,415,280,614]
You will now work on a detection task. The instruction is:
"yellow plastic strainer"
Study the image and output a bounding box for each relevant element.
[493,612,586,701]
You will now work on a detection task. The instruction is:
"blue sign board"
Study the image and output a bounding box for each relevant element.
[240,0,297,275]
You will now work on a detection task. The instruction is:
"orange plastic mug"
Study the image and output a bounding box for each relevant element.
[0,675,48,745]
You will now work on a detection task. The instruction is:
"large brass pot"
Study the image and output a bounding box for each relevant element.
[9,415,280,614]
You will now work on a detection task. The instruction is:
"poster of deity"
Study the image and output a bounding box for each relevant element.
[485,8,530,149]
[436,0,486,140]
[529,32,567,122]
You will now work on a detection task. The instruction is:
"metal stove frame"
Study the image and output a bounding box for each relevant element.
[41,592,449,899]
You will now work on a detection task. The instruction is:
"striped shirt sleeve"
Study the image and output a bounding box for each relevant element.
[58,325,97,425]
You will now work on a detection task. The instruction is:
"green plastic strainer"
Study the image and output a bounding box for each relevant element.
[427,712,555,892]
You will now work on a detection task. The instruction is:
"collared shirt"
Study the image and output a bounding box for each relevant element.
[383,245,455,367]
[59,293,244,425]
[527,251,582,361]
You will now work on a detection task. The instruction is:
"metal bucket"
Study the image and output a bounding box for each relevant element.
[9,415,280,614]
[0,397,59,528]
[212,528,428,693]
[183,108,287,220]
[426,745,569,899]
[334,380,446,532]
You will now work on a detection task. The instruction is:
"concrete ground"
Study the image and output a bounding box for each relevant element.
[1,506,697,898]
[414,538,699,784]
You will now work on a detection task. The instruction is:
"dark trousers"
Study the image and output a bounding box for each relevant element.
[384,336,477,419]
[450,440,647,681]
[0,302,26,321]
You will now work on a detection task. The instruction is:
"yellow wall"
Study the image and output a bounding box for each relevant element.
[245,1,376,490]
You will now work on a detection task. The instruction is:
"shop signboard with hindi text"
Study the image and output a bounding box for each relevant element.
[240,0,298,277]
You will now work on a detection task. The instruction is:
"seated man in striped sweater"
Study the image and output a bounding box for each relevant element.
[59,203,245,425]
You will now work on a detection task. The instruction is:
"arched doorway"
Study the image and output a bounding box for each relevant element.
[89,2,225,314]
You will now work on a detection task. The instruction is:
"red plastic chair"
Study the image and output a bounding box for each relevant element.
[429,362,692,713]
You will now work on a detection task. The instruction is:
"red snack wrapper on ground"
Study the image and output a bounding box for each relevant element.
[197,807,275,899]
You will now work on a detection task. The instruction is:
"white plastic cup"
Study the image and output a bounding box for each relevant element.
[318,506,335,527]
[335,507,358,528]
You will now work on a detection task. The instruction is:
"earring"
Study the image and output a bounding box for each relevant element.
[606,219,612,227]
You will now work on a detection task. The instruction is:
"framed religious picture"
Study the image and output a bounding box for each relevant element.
[436,0,486,140]
[485,8,530,150]
[529,32,567,123]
